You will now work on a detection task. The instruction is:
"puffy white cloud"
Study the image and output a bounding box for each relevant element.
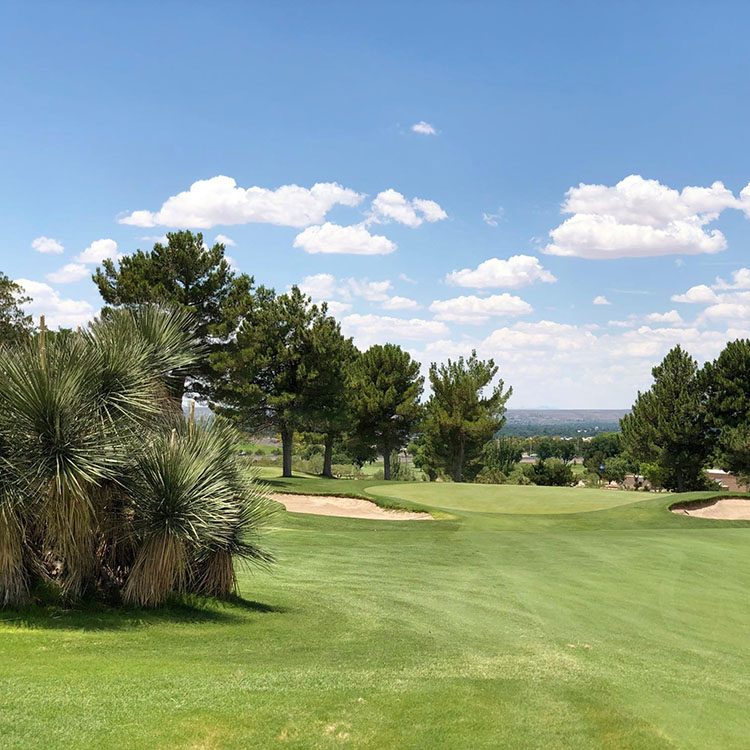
[645,310,683,325]
[701,300,750,322]
[544,175,740,259]
[369,189,447,227]
[298,274,418,312]
[671,284,719,304]
[293,223,396,255]
[446,255,557,289]
[381,296,419,311]
[46,263,90,284]
[411,121,437,135]
[323,300,353,317]
[713,267,750,290]
[429,293,532,324]
[341,313,449,349]
[76,238,119,264]
[214,233,236,247]
[119,175,363,229]
[31,236,64,254]
[593,295,611,305]
[16,279,97,329]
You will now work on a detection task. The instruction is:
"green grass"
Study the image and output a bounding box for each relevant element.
[2,477,750,748]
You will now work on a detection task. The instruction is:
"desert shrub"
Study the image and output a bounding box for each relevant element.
[523,458,574,486]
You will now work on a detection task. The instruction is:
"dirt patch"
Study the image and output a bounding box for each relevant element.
[270,493,432,521]
[671,497,750,520]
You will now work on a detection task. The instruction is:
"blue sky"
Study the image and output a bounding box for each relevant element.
[2,1,750,407]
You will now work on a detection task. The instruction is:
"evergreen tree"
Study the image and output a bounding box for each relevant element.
[93,230,253,395]
[621,346,709,492]
[348,344,423,480]
[210,286,342,478]
[0,272,32,343]
[421,351,512,482]
[701,339,750,482]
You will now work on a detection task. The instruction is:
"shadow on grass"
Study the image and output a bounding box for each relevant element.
[0,593,285,632]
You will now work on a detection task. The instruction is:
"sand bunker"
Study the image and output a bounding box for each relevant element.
[270,493,432,521]
[671,497,750,520]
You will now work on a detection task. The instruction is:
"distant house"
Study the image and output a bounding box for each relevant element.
[706,469,749,493]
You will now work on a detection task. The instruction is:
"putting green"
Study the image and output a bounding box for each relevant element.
[367,481,651,514]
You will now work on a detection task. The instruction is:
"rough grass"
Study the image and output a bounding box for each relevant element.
[2,479,750,748]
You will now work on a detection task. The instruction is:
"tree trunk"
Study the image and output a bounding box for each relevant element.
[453,436,466,482]
[281,426,293,478]
[383,444,391,480]
[322,434,334,478]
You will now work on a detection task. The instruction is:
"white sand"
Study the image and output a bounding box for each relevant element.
[270,493,432,521]
[671,497,750,520]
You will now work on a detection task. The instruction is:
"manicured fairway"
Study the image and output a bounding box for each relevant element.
[2,479,750,749]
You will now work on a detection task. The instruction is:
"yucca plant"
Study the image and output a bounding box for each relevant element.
[123,417,275,607]
[0,305,273,608]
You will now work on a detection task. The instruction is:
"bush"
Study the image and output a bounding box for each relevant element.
[474,467,507,485]
[523,458,574,486]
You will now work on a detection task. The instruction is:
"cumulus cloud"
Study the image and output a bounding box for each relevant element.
[298,273,417,312]
[368,189,447,227]
[76,238,119,265]
[713,267,750,290]
[293,223,396,255]
[31,236,64,254]
[214,233,236,247]
[411,121,437,135]
[593,295,611,305]
[119,175,363,229]
[342,313,449,348]
[446,255,557,289]
[46,263,90,284]
[645,310,683,325]
[381,296,419,311]
[543,175,743,259]
[16,279,97,329]
[671,284,719,304]
[429,293,532,324]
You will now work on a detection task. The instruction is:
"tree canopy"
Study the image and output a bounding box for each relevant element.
[0,272,32,343]
[348,344,423,480]
[621,346,709,491]
[420,351,512,482]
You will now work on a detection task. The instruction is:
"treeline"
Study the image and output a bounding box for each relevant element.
[93,232,512,483]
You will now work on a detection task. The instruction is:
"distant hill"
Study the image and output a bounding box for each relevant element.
[501,409,628,437]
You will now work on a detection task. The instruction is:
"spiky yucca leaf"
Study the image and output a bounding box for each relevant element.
[96,306,203,399]
[124,418,274,606]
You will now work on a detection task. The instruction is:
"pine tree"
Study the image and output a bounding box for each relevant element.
[621,346,709,491]
[348,344,423,480]
[421,351,512,482]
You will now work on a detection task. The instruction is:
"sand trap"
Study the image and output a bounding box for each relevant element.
[671,497,750,520]
[270,493,432,521]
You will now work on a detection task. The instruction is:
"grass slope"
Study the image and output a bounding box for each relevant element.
[2,478,749,748]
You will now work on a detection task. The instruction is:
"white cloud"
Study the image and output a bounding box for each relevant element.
[46,263,90,284]
[298,273,339,300]
[381,296,419,311]
[593,295,611,305]
[323,300,353,317]
[411,121,437,135]
[214,233,236,247]
[544,175,741,259]
[398,273,417,284]
[713,268,750,290]
[429,293,532,324]
[368,189,447,227]
[16,279,97,329]
[645,310,683,325]
[31,236,64,254]
[446,255,557,289]
[671,284,719,304]
[482,208,504,227]
[139,234,169,244]
[76,238,119,265]
[119,175,363,229]
[293,223,396,255]
[342,313,449,348]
